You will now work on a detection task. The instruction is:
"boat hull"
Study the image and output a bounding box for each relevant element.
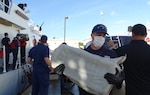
[0,66,30,95]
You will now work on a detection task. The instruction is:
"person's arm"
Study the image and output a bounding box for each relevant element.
[8,38,10,45]
[107,40,117,49]
[27,57,33,64]
[44,57,54,73]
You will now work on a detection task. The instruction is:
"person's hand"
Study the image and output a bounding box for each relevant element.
[104,73,120,85]
[54,64,65,75]
[49,67,54,73]
[107,40,117,49]
[104,68,124,89]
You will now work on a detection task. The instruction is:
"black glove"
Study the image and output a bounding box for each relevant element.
[104,68,124,89]
[104,73,120,84]
[54,64,65,75]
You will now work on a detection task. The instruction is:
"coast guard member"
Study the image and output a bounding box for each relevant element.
[79,24,117,95]
[27,35,54,95]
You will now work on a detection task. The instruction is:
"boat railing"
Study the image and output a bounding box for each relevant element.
[0,0,12,13]
[2,45,6,72]
[0,45,22,73]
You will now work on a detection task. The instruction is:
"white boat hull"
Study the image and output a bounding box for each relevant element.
[0,66,30,95]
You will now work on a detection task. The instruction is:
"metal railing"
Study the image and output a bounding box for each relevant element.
[0,45,22,73]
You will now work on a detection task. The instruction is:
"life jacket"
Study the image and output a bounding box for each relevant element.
[20,40,26,47]
[0,50,3,58]
[10,42,16,48]
[10,39,20,48]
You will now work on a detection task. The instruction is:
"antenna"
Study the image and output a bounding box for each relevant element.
[100,10,103,24]
[39,21,44,31]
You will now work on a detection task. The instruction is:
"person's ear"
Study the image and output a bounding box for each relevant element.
[132,32,135,37]
[91,34,94,40]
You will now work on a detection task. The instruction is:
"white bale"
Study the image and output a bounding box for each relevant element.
[51,44,126,95]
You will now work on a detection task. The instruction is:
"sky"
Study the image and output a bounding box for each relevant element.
[13,0,150,41]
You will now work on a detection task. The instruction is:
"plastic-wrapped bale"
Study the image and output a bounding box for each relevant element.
[51,44,126,95]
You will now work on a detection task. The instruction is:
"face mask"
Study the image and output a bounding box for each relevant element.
[93,36,105,48]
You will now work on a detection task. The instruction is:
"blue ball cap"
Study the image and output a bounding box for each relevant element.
[92,24,108,35]
[41,35,48,41]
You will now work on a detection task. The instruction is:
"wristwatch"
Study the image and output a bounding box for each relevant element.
[48,66,51,68]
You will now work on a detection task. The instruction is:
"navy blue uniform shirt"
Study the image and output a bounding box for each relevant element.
[2,37,10,47]
[28,43,50,73]
[85,45,117,58]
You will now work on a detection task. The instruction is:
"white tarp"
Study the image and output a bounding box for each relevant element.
[51,44,126,95]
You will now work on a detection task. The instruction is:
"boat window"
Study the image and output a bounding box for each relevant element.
[119,36,132,46]
[105,36,132,49]
[111,36,132,47]
[0,0,11,13]
[0,1,3,10]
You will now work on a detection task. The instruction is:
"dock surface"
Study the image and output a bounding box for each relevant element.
[22,74,79,95]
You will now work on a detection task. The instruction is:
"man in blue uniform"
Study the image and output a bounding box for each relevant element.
[79,24,117,95]
[105,24,150,95]
[27,35,54,95]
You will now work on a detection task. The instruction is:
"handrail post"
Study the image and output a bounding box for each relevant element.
[3,45,6,72]
[16,47,21,69]
[18,47,21,68]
